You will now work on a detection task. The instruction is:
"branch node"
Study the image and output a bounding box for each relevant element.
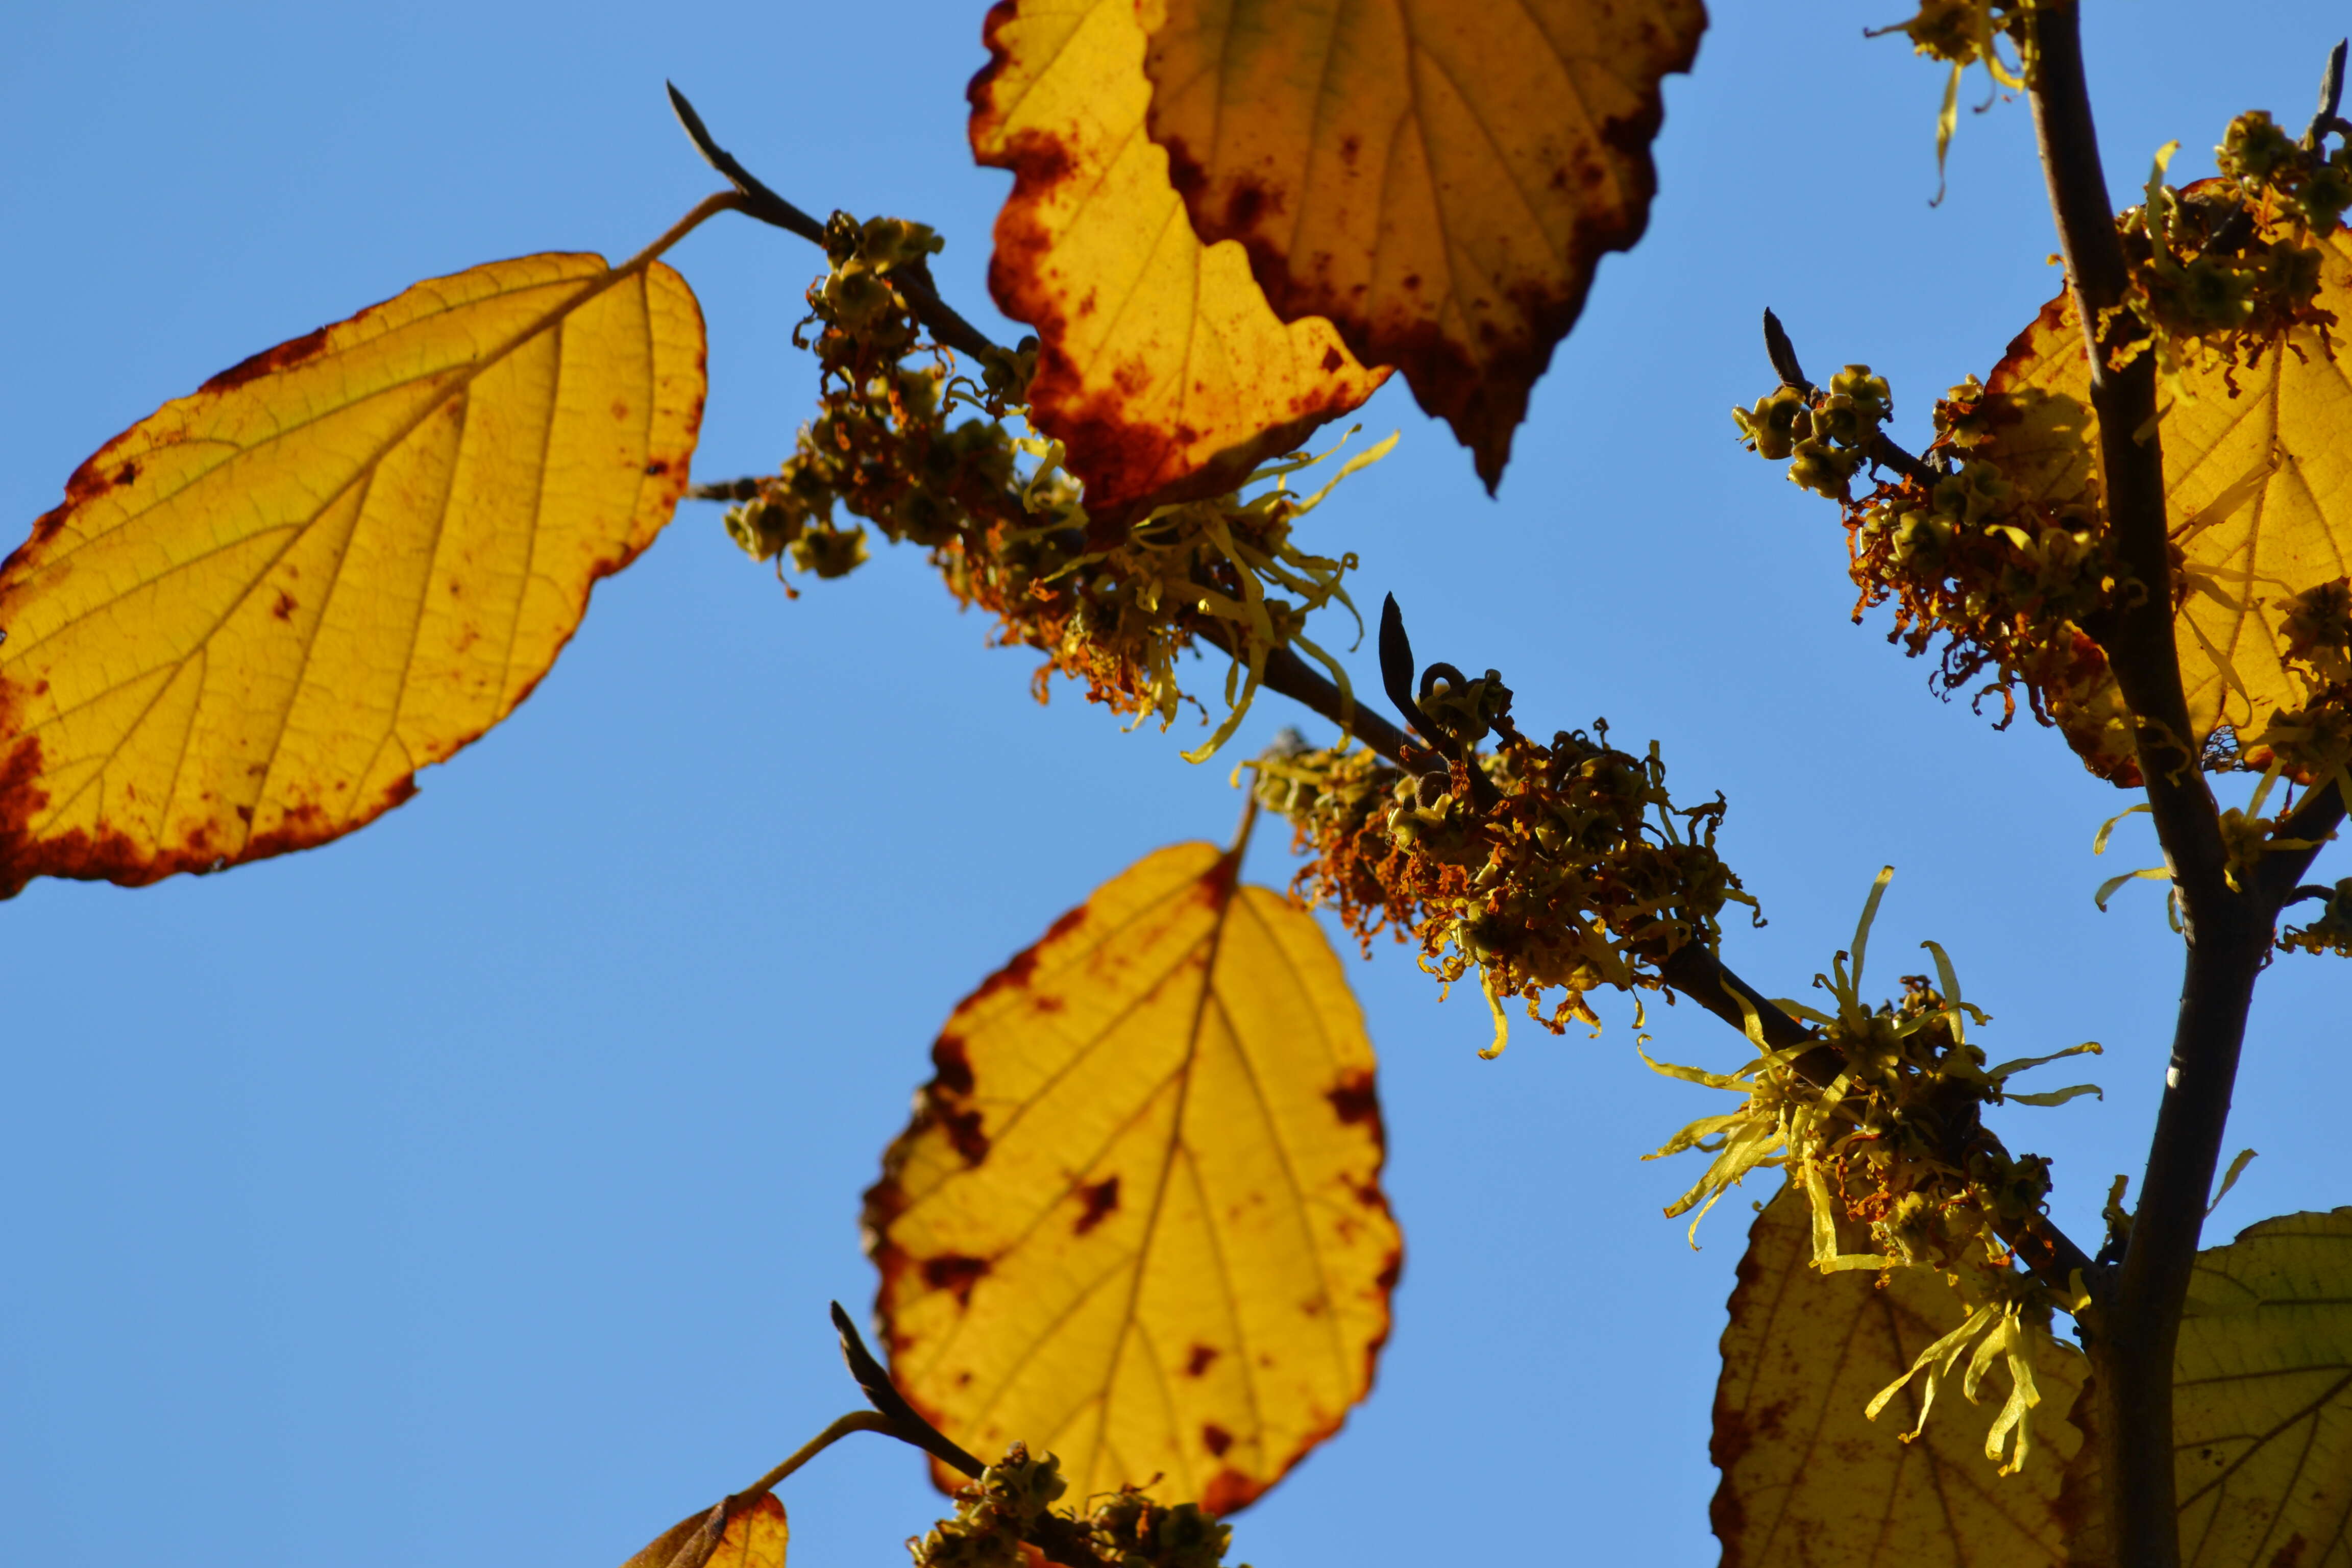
[829,1301,987,1479]
[2306,39,2349,150]
[666,82,827,245]
[1761,307,1812,392]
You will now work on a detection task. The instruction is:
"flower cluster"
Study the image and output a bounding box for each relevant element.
[2114,130,2341,391]
[1856,380,2130,749]
[910,1442,1070,1568]
[1253,687,1754,1056]
[1873,1,2034,197]
[722,211,1379,758]
[1732,363,1893,501]
[1885,0,2027,77]
[907,1443,1245,1568]
[1644,871,2099,1473]
[1736,364,2135,776]
[2280,876,2352,957]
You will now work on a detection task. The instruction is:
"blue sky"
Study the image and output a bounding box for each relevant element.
[4,4,2345,1563]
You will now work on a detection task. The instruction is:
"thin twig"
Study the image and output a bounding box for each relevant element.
[667,82,827,245]
[688,476,766,503]
[1762,307,1811,390]
[830,1301,987,1479]
[2305,39,2350,150]
[742,1410,895,1497]
[645,1409,894,1568]
[666,83,1010,365]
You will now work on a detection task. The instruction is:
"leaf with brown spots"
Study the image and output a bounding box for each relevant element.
[1712,1186,2092,1568]
[2064,1208,2352,1568]
[970,0,1388,517]
[1142,0,1704,489]
[1983,226,2352,768]
[620,1491,788,1568]
[863,839,1399,1513]
[0,248,706,897]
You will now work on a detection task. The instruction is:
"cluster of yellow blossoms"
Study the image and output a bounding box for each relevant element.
[1646,870,2101,1473]
[720,211,1379,759]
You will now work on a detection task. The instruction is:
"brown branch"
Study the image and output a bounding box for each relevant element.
[829,1301,986,1480]
[2025,14,2228,914]
[2022,12,2322,1565]
[688,476,766,503]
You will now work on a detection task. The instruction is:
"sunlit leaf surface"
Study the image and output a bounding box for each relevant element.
[620,1492,788,1568]
[864,839,1399,1512]
[1142,0,1704,488]
[1712,1187,2092,1567]
[0,253,705,896]
[2168,1208,2352,1568]
[1987,231,2352,754]
[970,0,1386,516]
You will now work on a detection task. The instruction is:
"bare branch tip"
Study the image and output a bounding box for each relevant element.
[1761,308,1810,391]
[666,82,721,168]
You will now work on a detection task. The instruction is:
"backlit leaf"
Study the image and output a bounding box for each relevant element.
[620,1491,789,1568]
[1142,0,1705,489]
[0,252,706,897]
[1711,1186,2093,1568]
[863,839,1399,1513]
[970,0,1387,516]
[1985,232,2352,756]
[2068,1208,2352,1568]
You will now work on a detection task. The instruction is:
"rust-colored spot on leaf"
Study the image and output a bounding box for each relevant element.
[1198,1468,1258,1516]
[932,1033,976,1096]
[940,1106,991,1167]
[1073,1174,1121,1235]
[1184,1343,1219,1377]
[921,1253,992,1306]
[271,590,298,621]
[200,324,332,395]
[1327,1069,1379,1127]
[1201,1423,1233,1457]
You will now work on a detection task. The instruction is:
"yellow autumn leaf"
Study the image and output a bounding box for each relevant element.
[970,0,1387,517]
[1141,0,1705,490]
[0,240,707,897]
[2065,1208,2352,1568]
[1712,1186,2093,1568]
[1985,228,2352,760]
[620,1491,789,1568]
[862,837,1399,1513]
